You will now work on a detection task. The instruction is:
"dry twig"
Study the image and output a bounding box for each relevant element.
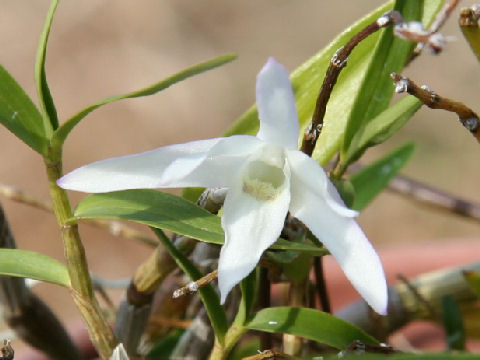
[172,269,218,299]
[391,72,480,141]
[409,0,460,61]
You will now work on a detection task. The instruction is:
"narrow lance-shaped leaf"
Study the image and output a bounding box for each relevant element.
[50,54,237,158]
[73,189,329,255]
[350,141,416,211]
[151,228,228,344]
[35,0,59,133]
[441,294,466,351]
[246,307,378,349]
[0,249,70,288]
[341,0,423,160]
[342,95,422,167]
[0,65,48,154]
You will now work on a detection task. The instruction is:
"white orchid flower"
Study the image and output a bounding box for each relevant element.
[58,57,388,314]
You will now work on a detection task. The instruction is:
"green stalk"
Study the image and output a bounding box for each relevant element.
[208,272,256,360]
[45,158,117,360]
[208,325,246,360]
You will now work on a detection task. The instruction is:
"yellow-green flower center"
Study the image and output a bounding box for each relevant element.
[242,158,285,201]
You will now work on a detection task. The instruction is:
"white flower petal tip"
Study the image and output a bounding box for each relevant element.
[263,56,282,70]
[109,343,129,360]
[256,57,299,150]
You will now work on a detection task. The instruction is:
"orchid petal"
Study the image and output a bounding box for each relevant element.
[218,160,291,303]
[289,171,388,314]
[286,150,358,217]
[58,136,261,193]
[160,135,263,188]
[256,57,299,150]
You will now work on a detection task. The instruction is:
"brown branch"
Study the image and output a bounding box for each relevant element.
[388,174,480,223]
[391,72,480,141]
[301,10,404,156]
[336,262,480,340]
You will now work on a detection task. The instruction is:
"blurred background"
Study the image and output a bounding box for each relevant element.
[0,0,480,353]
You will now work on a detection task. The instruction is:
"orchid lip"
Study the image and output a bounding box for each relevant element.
[242,160,286,201]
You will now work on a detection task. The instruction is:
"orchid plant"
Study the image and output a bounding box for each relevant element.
[1,1,480,360]
[58,57,388,315]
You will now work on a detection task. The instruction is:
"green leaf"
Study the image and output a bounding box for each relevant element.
[350,142,415,211]
[151,228,228,344]
[73,189,329,255]
[246,307,378,349]
[224,1,394,165]
[75,189,223,243]
[0,249,70,287]
[0,65,48,154]
[463,270,480,299]
[50,54,236,157]
[441,294,466,351]
[342,95,422,167]
[35,0,59,132]
[341,0,422,160]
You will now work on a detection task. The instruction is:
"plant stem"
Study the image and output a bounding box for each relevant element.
[283,283,305,356]
[45,159,117,360]
[208,325,246,360]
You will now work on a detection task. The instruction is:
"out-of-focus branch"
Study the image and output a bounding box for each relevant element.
[0,183,159,247]
[409,0,460,61]
[391,72,480,141]
[0,204,82,360]
[388,174,480,223]
[336,262,480,341]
